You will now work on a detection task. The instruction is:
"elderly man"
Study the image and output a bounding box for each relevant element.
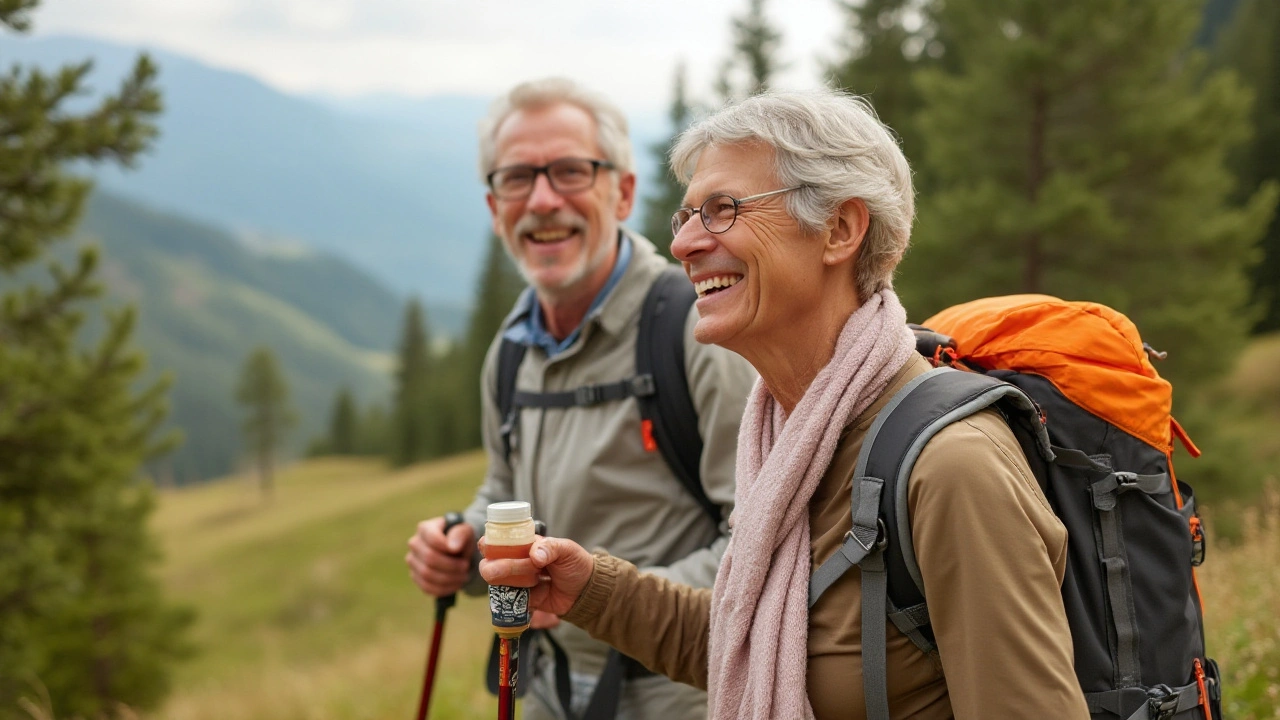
[406,78,755,720]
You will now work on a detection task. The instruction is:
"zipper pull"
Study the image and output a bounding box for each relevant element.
[1193,658,1213,720]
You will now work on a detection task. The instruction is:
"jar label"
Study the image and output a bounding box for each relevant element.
[489,584,530,628]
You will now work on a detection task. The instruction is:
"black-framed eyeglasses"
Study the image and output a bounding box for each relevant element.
[486,158,616,200]
[671,186,806,236]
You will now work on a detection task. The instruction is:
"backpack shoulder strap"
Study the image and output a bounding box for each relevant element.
[495,338,528,464]
[636,265,720,526]
[807,366,1049,720]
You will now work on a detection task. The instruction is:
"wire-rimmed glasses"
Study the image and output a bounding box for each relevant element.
[671,186,806,236]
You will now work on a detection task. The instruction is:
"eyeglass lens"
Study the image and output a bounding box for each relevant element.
[490,158,601,199]
[671,195,740,236]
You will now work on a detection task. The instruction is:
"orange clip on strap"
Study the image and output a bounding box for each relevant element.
[1193,658,1212,720]
[640,419,658,453]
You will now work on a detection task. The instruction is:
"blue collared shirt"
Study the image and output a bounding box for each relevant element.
[503,232,633,358]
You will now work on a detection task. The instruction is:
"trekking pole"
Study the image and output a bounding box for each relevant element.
[415,511,465,720]
[496,633,518,720]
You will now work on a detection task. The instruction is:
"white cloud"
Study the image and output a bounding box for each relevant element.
[31,0,845,115]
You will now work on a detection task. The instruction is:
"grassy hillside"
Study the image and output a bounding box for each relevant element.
[77,192,406,482]
[149,453,500,720]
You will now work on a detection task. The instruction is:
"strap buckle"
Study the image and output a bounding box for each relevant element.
[574,384,604,406]
[845,518,889,553]
[1114,471,1140,488]
[629,374,656,398]
[1146,685,1179,720]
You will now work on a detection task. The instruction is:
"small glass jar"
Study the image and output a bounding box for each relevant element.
[484,501,535,637]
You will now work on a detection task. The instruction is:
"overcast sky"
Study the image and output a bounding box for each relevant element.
[32,0,847,116]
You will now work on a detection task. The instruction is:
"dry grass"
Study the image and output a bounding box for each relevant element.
[1202,486,1280,719]
[139,452,506,720]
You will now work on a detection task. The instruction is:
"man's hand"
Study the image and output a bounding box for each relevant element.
[479,536,595,619]
[406,515,475,597]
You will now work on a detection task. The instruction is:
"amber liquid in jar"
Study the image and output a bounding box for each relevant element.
[485,502,536,638]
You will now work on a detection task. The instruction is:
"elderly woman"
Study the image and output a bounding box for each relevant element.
[479,89,1088,720]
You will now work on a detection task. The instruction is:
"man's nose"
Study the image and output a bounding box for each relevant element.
[526,171,565,213]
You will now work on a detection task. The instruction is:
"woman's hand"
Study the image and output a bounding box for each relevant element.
[479,536,595,618]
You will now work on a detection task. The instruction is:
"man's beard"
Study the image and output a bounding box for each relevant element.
[506,211,614,298]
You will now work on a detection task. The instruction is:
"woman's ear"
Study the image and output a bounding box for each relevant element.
[822,197,869,267]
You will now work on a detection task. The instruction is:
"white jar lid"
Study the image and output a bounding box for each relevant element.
[487,501,532,523]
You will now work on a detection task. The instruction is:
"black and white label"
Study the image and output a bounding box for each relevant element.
[489,584,530,629]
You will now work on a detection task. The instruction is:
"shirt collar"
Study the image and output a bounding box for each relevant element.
[503,231,633,357]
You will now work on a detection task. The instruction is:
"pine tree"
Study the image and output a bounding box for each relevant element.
[0,2,191,715]
[903,0,1279,392]
[454,235,524,451]
[392,297,434,465]
[716,0,784,102]
[641,62,694,258]
[328,387,357,455]
[235,347,295,498]
[1211,0,1280,332]
[827,0,942,173]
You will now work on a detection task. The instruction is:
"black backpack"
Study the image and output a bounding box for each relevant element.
[494,265,718,525]
[487,265,719,719]
[809,296,1221,720]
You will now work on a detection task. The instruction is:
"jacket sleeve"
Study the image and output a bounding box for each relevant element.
[641,307,756,588]
[909,411,1089,719]
[461,334,517,595]
[565,551,714,689]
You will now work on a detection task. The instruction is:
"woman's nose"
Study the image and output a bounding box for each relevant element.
[670,217,714,262]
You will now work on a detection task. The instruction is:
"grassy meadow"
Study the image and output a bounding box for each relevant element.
[132,336,1280,720]
[148,453,501,720]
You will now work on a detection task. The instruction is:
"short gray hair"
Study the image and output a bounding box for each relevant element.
[478,77,634,178]
[670,89,914,302]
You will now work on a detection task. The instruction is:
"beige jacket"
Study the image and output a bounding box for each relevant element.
[564,355,1090,719]
[462,231,758,678]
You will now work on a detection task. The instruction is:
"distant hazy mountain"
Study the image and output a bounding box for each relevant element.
[79,191,409,482]
[1,34,666,308]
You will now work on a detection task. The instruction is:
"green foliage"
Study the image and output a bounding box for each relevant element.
[445,234,524,455]
[827,0,941,179]
[236,346,296,498]
[328,387,357,455]
[0,4,192,716]
[391,298,435,465]
[1210,0,1280,332]
[640,63,694,258]
[903,0,1279,397]
[716,0,784,102]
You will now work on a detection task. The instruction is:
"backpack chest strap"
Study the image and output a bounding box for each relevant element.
[511,374,656,409]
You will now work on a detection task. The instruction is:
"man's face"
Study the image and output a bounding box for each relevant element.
[486,102,636,300]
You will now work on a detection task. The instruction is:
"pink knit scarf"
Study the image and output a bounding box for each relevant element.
[706,290,916,720]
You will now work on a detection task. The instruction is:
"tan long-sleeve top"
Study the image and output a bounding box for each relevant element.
[564,355,1090,719]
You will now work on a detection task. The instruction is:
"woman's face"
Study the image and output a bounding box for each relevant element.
[671,142,830,354]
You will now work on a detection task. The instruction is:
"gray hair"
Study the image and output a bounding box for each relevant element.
[670,89,914,302]
[478,77,634,178]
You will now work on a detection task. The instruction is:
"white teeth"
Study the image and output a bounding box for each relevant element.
[529,229,572,243]
[694,275,742,297]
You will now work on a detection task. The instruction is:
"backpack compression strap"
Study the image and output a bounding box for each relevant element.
[807,367,1051,720]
